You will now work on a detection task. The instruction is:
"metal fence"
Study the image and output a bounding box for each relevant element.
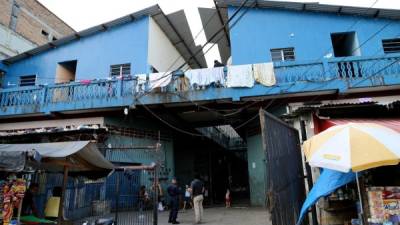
[33,168,158,225]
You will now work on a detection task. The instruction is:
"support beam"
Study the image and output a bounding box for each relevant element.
[213,0,231,47]
[161,11,203,68]
[58,165,69,225]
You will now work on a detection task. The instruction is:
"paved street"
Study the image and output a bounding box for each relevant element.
[158,207,270,225]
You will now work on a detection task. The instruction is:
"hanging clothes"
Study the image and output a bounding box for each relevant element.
[185,67,225,87]
[253,62,276,86]
[135,74,147,92]
[226,64,254,88]
[149,72,172,90]
[175,76,190,92]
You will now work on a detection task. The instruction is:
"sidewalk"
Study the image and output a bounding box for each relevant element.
[158,206,270,225]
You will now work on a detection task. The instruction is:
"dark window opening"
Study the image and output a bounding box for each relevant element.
[41,30,49,37]
[382,38,400,54]
[110,63,131,77]
[19,75,36,86]
[331,32,361,57]
[270,48,295,62]
[56,60,77,83]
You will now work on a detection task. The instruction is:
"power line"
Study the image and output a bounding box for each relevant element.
[135,0,252,101]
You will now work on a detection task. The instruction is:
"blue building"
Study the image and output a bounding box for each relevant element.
[1,0,400,216]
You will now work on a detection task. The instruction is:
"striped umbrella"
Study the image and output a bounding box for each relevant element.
[303,123,400,173]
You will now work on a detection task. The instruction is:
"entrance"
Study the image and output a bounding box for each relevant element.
[174,136,250,206]
[56,60,77,84]
[259,109,306,225]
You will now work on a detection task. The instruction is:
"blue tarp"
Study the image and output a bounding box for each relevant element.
[296,169,356,225]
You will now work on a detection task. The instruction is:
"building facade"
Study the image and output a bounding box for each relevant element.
[0,1,400,222]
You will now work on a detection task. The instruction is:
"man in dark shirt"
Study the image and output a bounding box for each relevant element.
[167,178,180,224]
[190,174,204,224]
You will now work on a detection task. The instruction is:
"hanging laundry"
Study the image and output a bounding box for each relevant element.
[226,64,254,88]
[149,72,172,90]
[185,67,225,87]
[80,79,92,85]
[135,74,147,92]
[174,76,190,92]
[253,62,276,86]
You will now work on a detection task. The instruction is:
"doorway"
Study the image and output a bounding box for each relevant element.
[330,32,361,57]
[174,135,250,206]
[55,60,77,84]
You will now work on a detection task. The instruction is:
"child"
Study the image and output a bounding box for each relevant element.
[183,185,192,211]
[225,189,231,208]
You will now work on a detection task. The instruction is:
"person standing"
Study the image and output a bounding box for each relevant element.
[167,178,180,224]
[190,174,204,224]
[183,185,192,211]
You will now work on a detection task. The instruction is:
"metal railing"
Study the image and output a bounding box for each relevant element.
[0,54,399,113]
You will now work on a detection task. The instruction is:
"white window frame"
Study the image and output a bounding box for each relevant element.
[110,63,131,77]
[270,48,295,62]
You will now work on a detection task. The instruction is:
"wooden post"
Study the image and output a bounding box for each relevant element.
[58,166,69,225]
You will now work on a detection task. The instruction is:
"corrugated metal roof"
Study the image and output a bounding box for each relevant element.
[216,0,400,20]
[323,118,400,133]
[3,5,207,68]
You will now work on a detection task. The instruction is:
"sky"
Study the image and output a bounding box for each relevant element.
[37,0,400,67]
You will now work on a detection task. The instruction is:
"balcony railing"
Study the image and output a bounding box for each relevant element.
[1,54,399,116]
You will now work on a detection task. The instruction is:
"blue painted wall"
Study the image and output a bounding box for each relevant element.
[3,16,150,87]
[229,7,400,65]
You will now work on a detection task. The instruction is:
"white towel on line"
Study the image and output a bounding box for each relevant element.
[253,62,276,86]
[149,72,172,90]
[185,67,225,86]
[226,64,254,88]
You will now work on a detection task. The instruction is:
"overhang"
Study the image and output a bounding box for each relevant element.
[315,117,400,133]
[216,0,400,20]
[0,141,114,172]
[3,5,207,68]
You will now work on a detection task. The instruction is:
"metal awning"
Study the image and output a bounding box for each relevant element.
[325,118,400,133]
[314,116,400,133]
[216,0,400,20]
[0,141,114,172]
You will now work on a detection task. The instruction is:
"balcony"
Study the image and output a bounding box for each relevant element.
[1,54,400,117]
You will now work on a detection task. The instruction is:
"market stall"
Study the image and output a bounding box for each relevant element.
[298,122,400,225]
[0,141,114,225]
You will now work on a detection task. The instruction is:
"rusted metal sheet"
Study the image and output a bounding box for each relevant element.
[259,109,306,225]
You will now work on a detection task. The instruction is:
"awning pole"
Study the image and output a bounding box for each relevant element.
[58,165,69,225]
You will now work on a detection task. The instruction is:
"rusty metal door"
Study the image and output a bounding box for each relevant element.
[259,109,306,225]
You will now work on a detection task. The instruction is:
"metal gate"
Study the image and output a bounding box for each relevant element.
[259,109,306,225]
[33,167,158,225]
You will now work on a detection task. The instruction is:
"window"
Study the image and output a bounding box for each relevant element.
[19,75,36,86]
[270,48,295,62]
[330,32,361,57]
[9,2,20,31]
[382,38,400,54]
[41,30,49,37]
[110,63,131,77]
